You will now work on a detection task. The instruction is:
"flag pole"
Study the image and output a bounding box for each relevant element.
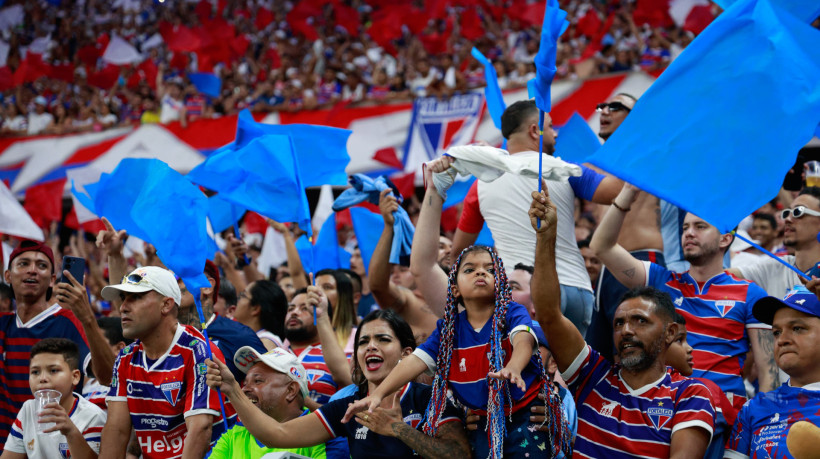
[231,208,250,265]
[309,233,317,326]
[537,110,544,229]
[194,293,230,430]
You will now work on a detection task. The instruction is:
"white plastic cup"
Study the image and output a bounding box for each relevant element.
[34,389,62,434]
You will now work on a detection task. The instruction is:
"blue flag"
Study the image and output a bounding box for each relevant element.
[587,0,820,233]
[476,223,495,248]
[187,134,313,235]
[233,110,351,187]
[189,72,222,98]
[713,0,820,22]
[207,194,244,233]
[530,0,569,112]
[443,177,477,210]
[349,207,384,275]
[554,112,601,164]
[295,214,351,274]
[72,158,210,292]
[471,48,506,130]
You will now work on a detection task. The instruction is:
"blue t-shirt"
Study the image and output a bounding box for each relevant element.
[315,383,463,458]
[726,383,820,458]
[567,163,605,202]
[415,302,542,413]
[207,315,267,384]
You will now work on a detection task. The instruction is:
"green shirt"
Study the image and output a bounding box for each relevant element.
[209,410,327,459]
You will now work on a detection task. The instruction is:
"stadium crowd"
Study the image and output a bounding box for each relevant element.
[0,0,702,137]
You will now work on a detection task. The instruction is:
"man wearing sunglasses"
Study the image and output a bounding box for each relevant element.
[729,188,820,298]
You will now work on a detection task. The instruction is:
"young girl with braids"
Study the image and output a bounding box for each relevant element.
[343,244,572,458]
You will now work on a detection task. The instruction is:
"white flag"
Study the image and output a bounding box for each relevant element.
[0,181,44,241]
[102,35,142,65]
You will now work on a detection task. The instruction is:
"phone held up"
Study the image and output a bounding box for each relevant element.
[60,256,86,286]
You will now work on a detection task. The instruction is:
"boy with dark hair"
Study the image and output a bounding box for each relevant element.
[2,338,106,459]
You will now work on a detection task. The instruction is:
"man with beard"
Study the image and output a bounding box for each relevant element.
[529,187,716,458]
[283,289,344,405]
[729,187,820,297]
[590,184,777,413]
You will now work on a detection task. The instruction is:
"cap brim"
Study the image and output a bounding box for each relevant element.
[100,284,153,302]
[233,346,264,374]
[752,296,789,325]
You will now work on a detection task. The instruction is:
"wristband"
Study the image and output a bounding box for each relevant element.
[611,201,631,212]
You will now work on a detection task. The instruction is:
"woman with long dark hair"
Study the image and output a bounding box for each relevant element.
[233,280,287,350]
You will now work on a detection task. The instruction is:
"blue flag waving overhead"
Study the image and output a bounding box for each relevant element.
[295,214,351,274]
[587,0,820,233]
[554,112,601,164]
[72,158,210,292]
[233,110,352,187]
[349,207,384,275]
[189,72,222,98]
[187,134,313,235]
[471,48,506,130]
[208,194,244,233]
[712,0,820,22]
[529,0,569,113]
[332,175,414,265]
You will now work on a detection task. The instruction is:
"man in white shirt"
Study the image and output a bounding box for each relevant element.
[27,97,54,135]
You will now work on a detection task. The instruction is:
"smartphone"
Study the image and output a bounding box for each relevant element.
[60,256,86,285]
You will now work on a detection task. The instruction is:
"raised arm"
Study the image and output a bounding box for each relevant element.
[408,161,451,315]
[370,189,411,313]
[748,327,779,392]
[96,217,127,286]
[530,184,587,372]
[307,285,353,388]
[589,184,647,288]
[269,219,308,291]
[204,358,333,448]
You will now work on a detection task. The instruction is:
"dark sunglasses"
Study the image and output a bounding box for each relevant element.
[596,101,631,113]
[781,206,820,220]
[123,273,147,285]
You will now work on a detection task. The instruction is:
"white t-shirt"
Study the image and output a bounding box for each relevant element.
[4,393,107,458]
[475,152,592,291]
[27,112,54,135]
[2,115,27,131]
[160,94,184,124]
[737,254,801,298]
[731,251,766,271]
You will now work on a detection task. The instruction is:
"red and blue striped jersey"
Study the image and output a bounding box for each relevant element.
[106,324,233,459]
[0,305,91,450]
[414,302,542,414]
[645,262,769,408]
[564,346,716,458]
[289,343,340,405]
[725,383,820,459]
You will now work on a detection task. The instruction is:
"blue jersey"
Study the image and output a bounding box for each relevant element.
[316,383,462,458]
[0,306,91,449]
[414,302,542,413]
[726,384,820,459]
[645,262,768,407]
[564,345,716,458]
[206,315,266,384]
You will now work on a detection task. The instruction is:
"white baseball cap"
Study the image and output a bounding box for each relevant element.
[101,266,182,306]
[234,347,309,398]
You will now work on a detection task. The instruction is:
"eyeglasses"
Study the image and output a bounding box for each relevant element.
[781,206,820,219]
[596,101,631,113]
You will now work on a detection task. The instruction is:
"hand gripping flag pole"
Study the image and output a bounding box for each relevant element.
[193,293,230,431]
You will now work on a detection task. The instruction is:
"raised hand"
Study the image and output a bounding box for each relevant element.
[529,180,557,234]
[379,188,399,226]
[95,217,127,257]
[488,366,527,391]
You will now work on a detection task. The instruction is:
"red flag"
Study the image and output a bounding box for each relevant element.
[420,31,449,55]
[169,52,189,72]
[24,178,66,226]
[288,2,323,21]
[255,6,275,30]
[77,45,101,69]
[290,20,320,41]
[459,8,483,40]
[580,12,616,60]
[683,5,715,34]
[508,1,545,27]
[13,53,49,86]
[0,66,14,92]
[632,0,673,28]
[87,64,120,89]
[577,8,603,38]
[195,0,212,22]
[48,62,75,83]
[230,35,250,58]
[334,4,360,37]
[161,25,202,53]
[243,211,268,235]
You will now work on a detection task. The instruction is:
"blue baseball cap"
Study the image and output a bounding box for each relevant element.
[752,286,820,325]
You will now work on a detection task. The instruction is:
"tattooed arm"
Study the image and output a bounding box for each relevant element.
[749,328,780,392]
[589,183,647,288]
[391,421,471,459]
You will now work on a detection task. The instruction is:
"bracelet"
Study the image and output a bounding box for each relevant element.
[611,200,631,212]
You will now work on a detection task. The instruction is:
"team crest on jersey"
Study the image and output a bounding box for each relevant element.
[59,442,70,458]
[715,300,736,317]
[647,401,673,429]
[404,413,422,429]
[306,370,323,383]
[160,381,183,406]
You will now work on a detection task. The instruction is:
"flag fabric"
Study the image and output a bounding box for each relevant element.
[349,207,383,275]
[187,134,313,235]
[102,35,142,65]
[712,0,820,22]
[72,158,211,292]
[296,214,351,274]
[554,112,602,164]
[207,194,244,233]
[189,72,222,98]
[332,174,414,265]
[0,180,44,241]
[443,176,477,210]
[312,184,334,233]
[471,47,506,130]
[530,0,569,113]
[587,0,820,233]
[24,178,65,226]
[233,110,351,187]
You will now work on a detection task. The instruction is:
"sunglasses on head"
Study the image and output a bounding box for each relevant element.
[596,101,631,113]
[781,206,820,220]
[123,273,147,285]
